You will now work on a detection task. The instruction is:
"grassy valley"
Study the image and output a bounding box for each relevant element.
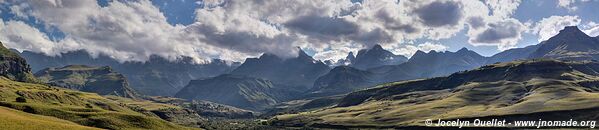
[271,59,599,128]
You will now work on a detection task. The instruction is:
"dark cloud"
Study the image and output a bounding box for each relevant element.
[189,24,299,58]
[414,1,463,27]
[467,17,485,29]
[472,20,522,43]
[351,28,394,45]
[375,9,419,34]
[284,14,395,45]
[284,15,359,40]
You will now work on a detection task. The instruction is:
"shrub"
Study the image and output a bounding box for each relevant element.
[15,97,26,103]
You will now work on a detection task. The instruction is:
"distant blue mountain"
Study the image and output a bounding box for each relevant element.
[231,49,331,91]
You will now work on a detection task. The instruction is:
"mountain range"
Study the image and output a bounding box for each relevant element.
[1,25,599,129]
[230,49,331,91]
[14,26,599,106]
[268,26,599,128]
[488,26,599,63]
[16,50,239,96]
[307,47,488,97]
[324,45,409,69]
[304,26,599,97]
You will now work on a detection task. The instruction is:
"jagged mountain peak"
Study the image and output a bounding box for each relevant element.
[413,50,427,56]
[350,44,407,70]
[528,26,599,59]
[256,48,314,61]
[371,44,384,51]
[559,26,586,35]
[457,47,469,53]
[258,53,279,59]
[296,48,319,62]
[297,47,310,58]
[546,26,590,42]
[346,52,355,61]
[232,48,330,89]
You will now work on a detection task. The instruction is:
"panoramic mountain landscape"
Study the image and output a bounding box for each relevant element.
[1,0,599,129]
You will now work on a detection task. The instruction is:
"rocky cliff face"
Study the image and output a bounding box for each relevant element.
[35,65,139,99]
[0,42,35,82]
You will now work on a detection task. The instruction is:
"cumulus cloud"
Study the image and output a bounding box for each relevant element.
[531,15,581,42]
[485,0,521,18]
[469,19,525,50]
[462,0,526,50]
[558,0,577,11]
[0,20,64,55]
[414,1,463,27]
[1,0,221,63]
[0,0,535,63]
[285,15,359,41]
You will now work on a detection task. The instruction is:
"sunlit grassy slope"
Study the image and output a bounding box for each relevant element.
[0,106,101,130]
[0,77,197,130]
[272,60,599,128]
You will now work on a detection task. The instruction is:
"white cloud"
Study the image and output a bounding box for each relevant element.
[0,20,62,55]
[556,0,594,11]
[462,0,526,50]
[485,0,521,18]
[418,42,449,52]
[3,0,226,63]
[312,43,362,62]
[388,42,448,57]
[393,45,419,57]
[558,0,578,11]
[531,15,581,42]
[583,22,599,37]
[0,0,531,63]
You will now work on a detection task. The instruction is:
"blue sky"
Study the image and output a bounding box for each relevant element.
[0,0,598,63]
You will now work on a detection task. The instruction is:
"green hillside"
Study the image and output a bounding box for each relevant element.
[271,59,599,128]
[0,106,101,130]
[0,77,197,130]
